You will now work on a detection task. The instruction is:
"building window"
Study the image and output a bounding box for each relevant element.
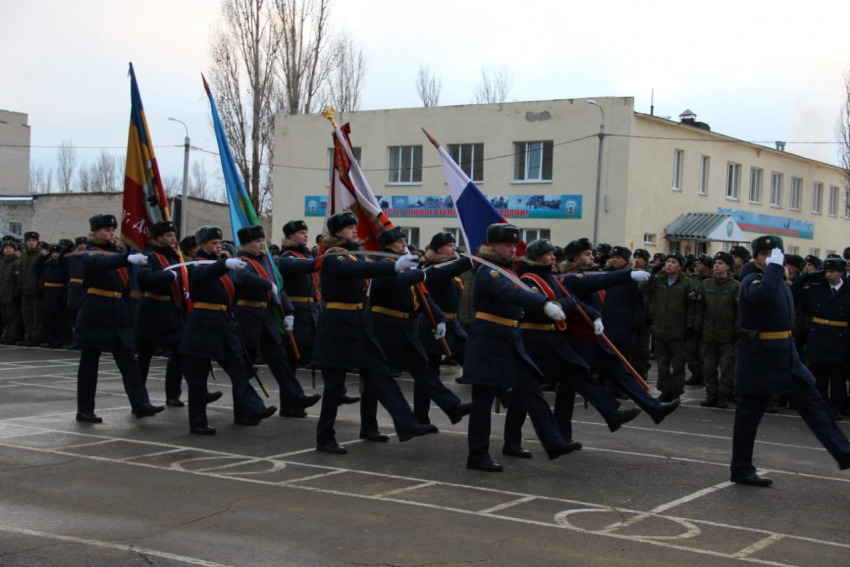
[846,188,850,218]
[448,143,484,183]
[387,146,423,184]
[698,156,709,195]
[808,247,820,257]
[513,141,553,182]
[725,162,741,200]
[672,149,684,190]
[748,167,763,204]
[9,221,22,236]
[826,249,837,257]
[441,227,465,249]
[786,245,800,255]
[828,185,839,216]
[811,182,823,214]
[644,233,656,245]
[770,172,783,207]
[398,226,420,249]
[790,177,802,210]
[327,147,361,185]
[521,228,551,242]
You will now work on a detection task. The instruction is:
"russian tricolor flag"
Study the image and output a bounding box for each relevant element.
[434,145,524,255]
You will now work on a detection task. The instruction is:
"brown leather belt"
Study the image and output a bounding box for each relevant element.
[236,300,268,308]
[194,302,229,311]
[143,292,173,302]
[288,296,315,303]
[326,302,364,310]
[44,283,65,288]
[130,290,143,299]
[443,312,457,319]
[475,312,518,328]
[758,331,792,340]
[520,322,559,331]
[88,288,122,299]
[69,278,83,284]
[813,317,848,328]
[371,305,410,319]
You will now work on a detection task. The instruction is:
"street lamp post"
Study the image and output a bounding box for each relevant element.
[587,100,606,246]
[168,117,190,238]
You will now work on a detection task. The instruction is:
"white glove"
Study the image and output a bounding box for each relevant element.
[766,247,784,267]
[225,258,246,270]
[544,301,565,322]
[284,315,294,331]
[394,252,419,272]
[170,270,178,280]
[593,319,605,335]
[631,270,650,282]
[434,322,446,339]
[127,253,148,266]
[271,283,279,296]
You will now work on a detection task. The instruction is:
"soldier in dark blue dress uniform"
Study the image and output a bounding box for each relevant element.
[135,221,222,408]
[233,224,321,418]
[312,211,437,454]
[180,226,277,435]
[731,236,850,486]
[791,256,850,420]
[463,224,579,472]
[74,214,164,423]
[279,220,360,405]
[38,244,68,348]
[509,239,642,456]
[368,227,471,435]
[65,236,88,347]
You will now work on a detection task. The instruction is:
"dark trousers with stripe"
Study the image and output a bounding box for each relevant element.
[244,330,306,410]
[138,337,184,402]
[76,347,149,414]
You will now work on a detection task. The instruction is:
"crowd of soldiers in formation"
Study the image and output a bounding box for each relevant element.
[1,215,849,482]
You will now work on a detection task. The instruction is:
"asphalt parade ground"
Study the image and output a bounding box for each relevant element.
[0,346,848,567]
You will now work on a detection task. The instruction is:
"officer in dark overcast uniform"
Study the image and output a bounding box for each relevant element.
[731,235,850,486]
[17,231,45,346]
[38,244,68,349]
[74,214,163,423]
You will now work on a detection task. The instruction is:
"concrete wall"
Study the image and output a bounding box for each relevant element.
[0,109,31,195]
[273,97,636,249]
[626,114,848,255]
[15,193,232,244]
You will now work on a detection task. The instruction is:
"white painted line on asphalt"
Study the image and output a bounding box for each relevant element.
[277,469,346,485]
[57,439,119,451]
[478,495,536,514]
[732,533,786,559]
[373,481,436,499]
[0,525,237,567]
[120,448,185,461]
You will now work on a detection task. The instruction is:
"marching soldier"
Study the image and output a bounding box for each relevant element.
[513,239,641,453]
[731,236,850,486]
[312,211,437,454]
[39,244,68,349]
[180,226,278,435]
[74,214,163,423]
[135,221,222,408]
[791,256,850,420]
[697,252,740,408]
[233,225,321,418]
[0,240,23,345]
[643,251,699,401]
[369,227,471,433]
[179,235,198,260]
[17,231,45,346]
[463,224,578,472]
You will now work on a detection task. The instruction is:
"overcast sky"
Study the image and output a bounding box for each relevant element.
[2,0,849,191]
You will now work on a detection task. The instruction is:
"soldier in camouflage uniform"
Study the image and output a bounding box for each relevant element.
[685,254,714,387]
[631,248,652,379]
[697,252,740,408]
[642,251,699,401]
[17,231,46,346]
[0,240,24,344]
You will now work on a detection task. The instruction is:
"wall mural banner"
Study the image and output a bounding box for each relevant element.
[718,207,814,240]
[305,194,582,219]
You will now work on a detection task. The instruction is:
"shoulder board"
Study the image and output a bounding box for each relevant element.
[575,273,585,278]
[750,279,761,285]
[489,270,500,278]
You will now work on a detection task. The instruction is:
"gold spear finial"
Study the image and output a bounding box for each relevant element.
[322,106,338,128]
[421,128,440,149]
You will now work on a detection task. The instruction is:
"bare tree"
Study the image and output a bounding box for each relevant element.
[29,164,54,194]
[327,30,365,112]
[191,160,210,200]
[76,165,92,193]
[56,139,75,192]
[837,70,850,218]
[91,150,119,192]
[473,64,513,104]
[415,65,441,107]
[163,175,182,197]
